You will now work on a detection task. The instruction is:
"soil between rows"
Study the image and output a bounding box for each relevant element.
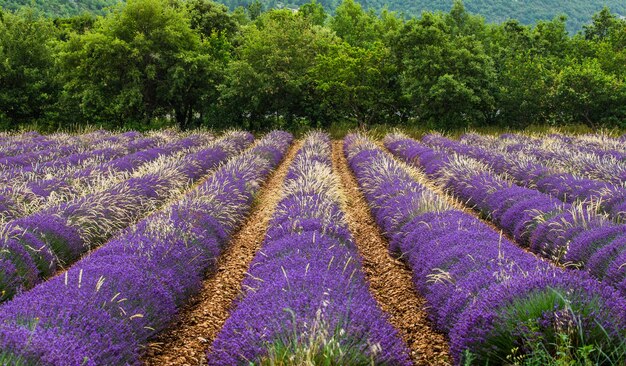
[142,139,303,366]
[142,139,452,365]
[331,141,451,365]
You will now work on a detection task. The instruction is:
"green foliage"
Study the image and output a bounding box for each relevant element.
[257,309,377,366]
[57,0,231,129]
[554,58,626,128]
[184,0,238,39]
[0,8,60,129]
[299,0,326,26]
[393,4,497,129]
[471,288,626,365]
[311,40,397,128]
[218,9,337,129]
[218,0,626,34]
[1,0,626,132]
[0,0,119,17]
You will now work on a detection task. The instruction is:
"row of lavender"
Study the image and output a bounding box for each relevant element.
[0,132,207,222]
[0,131,106,159]
[209,132,411,365]
[0,131,116,169]
[348,134,626,364]
[386,134,626,308]
[0,131,293,365]
[494,132,626,161]
[0,131,115,165]
[463,132,626,194]
[423,134,626,223]
[0,131,253,301]
[0,132,52,158]
[0,131,151,185]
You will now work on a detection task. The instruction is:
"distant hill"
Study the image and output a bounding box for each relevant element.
[1,0,623,32]
[0,0,121,17]
[224,0,626,33]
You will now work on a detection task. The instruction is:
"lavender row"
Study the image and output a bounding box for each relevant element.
[0,131,149,184]
[493,131,626,161]
[0,131,72,159]
[0,131,47,157]
[490,133,626,183]
[571,132,626,155]
[0,130,118,169]
[0,133,204,222]
[350,133,626,364]
[209,132,411,365]
[386,134,626,300]
[426,133,626,222]
[0,131,253,302]
[0,131,292,365]
[501,132,626,160]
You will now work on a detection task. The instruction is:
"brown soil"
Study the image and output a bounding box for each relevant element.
[331,141,452,365]
[142,140,303,366]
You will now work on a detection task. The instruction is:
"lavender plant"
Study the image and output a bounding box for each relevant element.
[0,131,254,301]
[209,132,412,366]
[425,133,626,223]
[387,133,626,301]
[350,133,626,365]
[0,131,293,365]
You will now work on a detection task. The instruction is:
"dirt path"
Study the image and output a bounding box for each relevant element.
[142,140,303,366]
[331,141,451,365]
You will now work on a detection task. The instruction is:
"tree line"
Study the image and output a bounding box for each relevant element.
[1,0,626,132]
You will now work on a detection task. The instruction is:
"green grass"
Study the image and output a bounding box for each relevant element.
[465,288,626,366]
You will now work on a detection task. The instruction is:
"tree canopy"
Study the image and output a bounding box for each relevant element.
[1,0,626,131]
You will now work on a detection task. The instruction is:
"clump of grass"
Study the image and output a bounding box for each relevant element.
[463,288,626,366]
[257,309,379,366]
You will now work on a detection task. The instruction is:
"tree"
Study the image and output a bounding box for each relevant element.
[329,0,380,47]
[0,8,59,129]
[554,58,626,128]
[219,9,337,129]
[583,7,618,41]
[58,0,230,129]
[299,0,326,26]
[393,10,496,128]
[185,0,239,39]
[311,41,397,128]
[247,0,262,20]
[486,19,560,128]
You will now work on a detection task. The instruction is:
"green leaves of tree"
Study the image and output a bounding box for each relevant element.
[0,8,59,129]
[58,0,232,129]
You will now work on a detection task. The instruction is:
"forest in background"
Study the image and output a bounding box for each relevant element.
[1,0,624,33]
[1,0,626,132]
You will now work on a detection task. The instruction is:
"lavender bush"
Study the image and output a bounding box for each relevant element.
[425,133,626,222]
[387,133,626,300]
[0,131,253,301]
[209,132,412,366]
[0,131,292,365]
[350,133,626,364]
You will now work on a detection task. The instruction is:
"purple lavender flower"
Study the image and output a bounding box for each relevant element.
[209,132,412,365]
[0,131,292,364]
[355,133,626,363]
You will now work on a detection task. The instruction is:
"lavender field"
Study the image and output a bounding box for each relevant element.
[1,130,626,365]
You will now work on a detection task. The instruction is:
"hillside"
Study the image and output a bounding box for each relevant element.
[246,0,626,33]
[0,0,121,16]
[1,0,624,32]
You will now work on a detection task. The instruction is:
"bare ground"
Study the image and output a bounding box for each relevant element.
[142,140,303,366]
[331,141,452,365]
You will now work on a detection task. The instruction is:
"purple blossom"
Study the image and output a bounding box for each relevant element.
[0,132,254,302]
[0,131,292,364]
[209,132,411,365]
